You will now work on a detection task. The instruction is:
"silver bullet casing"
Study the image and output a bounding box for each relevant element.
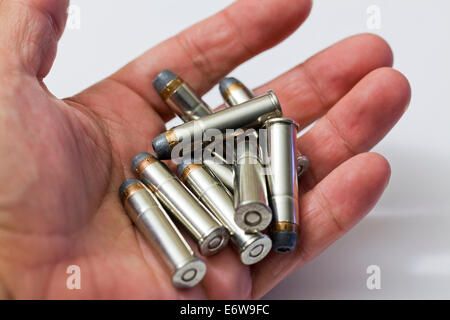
[178,162,272,265]
[202,155,234,192]
[153,69,213,122]
[234,134,272,232]
[119,179,206,288]
[219,77,310,180]
[153,70,235,191]
[152,91,282,159]
[132,153,230,256]
[262,118,300,253]
[219,78,272,232]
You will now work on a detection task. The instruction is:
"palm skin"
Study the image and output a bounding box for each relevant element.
[0,0,410,299]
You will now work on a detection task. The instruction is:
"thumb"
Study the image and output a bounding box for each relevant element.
[0,0,69,78]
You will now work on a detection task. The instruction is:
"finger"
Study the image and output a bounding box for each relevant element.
[200,248,253,299]
[251,152,391,298]
[110,0,312,121]
[0,0,69,78]
[298,67,411,189]
[253,33,394,128]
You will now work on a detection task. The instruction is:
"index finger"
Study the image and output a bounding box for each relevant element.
[110,0,312,121]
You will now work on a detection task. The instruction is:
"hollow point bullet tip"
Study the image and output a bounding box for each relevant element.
[271,231,297,254]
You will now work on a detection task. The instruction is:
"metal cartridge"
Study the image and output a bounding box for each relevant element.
[219,78,272,232]
[152,91,282,159]
[132,152,229,256]
[153,70,234,190]
[233,134,272,232]
[153,69,213,122]
[262,118,300,253]
[178,163,272,265]
[219,77,310,179]
[119,178,206,288]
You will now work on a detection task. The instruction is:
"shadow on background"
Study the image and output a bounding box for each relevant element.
[264,146,450,299]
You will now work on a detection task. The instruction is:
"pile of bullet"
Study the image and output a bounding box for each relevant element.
[119,70,309,288]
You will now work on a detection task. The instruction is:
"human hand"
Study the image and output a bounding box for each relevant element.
[0,0,410,299]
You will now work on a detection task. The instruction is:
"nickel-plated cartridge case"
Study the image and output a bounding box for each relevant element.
[203,152,307,194]
[132,152,229,256]
[152,91,282,159]
[178,162,272,265]
[219,78,272,232]
[234,132,272,232]
[202,156,234,192]
[119,178,206,288]
[219,77,310,179]
[262,118,300,253]
[153,69,213,122]
[152,71,234,191]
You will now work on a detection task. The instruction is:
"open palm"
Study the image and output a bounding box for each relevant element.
[0,0,410,299]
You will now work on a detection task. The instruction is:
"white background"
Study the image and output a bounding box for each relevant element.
[46,0,450,299]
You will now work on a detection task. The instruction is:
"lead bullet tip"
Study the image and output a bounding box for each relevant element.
[131,152,153,173]
[153,69,177,93]
[119,178,141,198]
[219,77,240,97]
[271,231,297,254]
[152,134,172,160]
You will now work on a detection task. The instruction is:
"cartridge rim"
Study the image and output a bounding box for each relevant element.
[262,117,299,129]
[266,90,280,108]
[172,258,207,289]
[199,226,230,256]
[240,235,272,265]
[235,202,273,232]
